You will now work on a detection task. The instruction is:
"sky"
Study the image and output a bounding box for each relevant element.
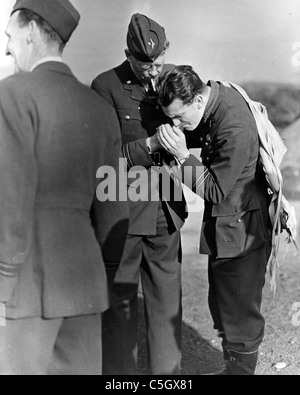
[1,0,300,85]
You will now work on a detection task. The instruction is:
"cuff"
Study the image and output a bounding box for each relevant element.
[0,262,22,277]
[181,154,203,169]
[123,139,155,168]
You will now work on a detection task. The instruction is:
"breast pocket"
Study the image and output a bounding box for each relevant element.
[116,108,144,143]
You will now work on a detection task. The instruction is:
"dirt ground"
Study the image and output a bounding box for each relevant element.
[137,200,300,376]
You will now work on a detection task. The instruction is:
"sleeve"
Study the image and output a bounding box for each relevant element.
[0,80,37,303]
[179,154,207,199]
[122,138,155,168]
[180,114,255,204]
[203,116,255,204]
[90,104,129,268]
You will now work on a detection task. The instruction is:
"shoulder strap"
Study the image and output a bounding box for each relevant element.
[220,81,285,294]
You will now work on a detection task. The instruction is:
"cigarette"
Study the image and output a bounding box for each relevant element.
[151,79,156,92]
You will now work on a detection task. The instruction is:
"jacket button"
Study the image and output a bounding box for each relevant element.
[126,115,130,120]
[237,219,242,223]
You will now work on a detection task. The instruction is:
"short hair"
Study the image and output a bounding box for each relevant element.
[157,65,206,107]
[17,9,65,53]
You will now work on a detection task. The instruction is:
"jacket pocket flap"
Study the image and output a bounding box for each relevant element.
[212,190,261,217]
[116,108,142,121]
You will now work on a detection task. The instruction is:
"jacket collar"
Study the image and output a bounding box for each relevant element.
[116,60,170,104]
[30,57,63,72]
[116,61,153,103]
[115,61,139,85]
[202,81,220,124]
[33,61,75,78]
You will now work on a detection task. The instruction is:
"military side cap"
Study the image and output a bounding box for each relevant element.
[127,13,167,62]
[12,0,80,42]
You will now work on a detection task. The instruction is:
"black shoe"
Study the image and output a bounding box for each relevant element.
[225,350,258,375]
[202,350,258,376]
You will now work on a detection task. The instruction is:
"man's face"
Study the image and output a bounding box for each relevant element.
[5,12,32,73]
[128,52,166,85]
[162,96,204,131]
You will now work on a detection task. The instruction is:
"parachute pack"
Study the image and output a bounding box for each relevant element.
[221,81,299,294]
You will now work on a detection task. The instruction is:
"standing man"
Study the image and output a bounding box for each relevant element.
[156,66,272,375]
[0,0,128,375]
[92,14,187,375]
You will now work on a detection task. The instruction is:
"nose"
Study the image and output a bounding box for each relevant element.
[149,71,158,79]
[148,66,160,79]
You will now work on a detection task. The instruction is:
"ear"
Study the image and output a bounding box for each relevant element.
[26,20,37,44]
[195,94,204,109]
[125,49,133,63]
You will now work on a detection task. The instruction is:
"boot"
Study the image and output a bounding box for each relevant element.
[225,350,258,375]
[203,349,258,376]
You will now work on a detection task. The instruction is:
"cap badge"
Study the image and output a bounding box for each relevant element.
[148,38,155,49]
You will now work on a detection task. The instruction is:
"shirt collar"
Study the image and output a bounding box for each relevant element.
[30,56,64,72]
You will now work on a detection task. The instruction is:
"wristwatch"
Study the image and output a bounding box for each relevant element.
[176,153,191,167]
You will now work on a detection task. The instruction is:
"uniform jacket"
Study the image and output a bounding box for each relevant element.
[91,61,187,236]
[182,81,271,259]
[0,62,129,319]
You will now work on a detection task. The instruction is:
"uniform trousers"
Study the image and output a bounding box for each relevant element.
[208,243,271,355]
[0,314,102,375]
[103,207,182,375]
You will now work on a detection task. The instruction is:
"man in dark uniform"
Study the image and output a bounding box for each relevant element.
[0,0,128,375]
[156,66,272,375]
[92,14,187,375]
